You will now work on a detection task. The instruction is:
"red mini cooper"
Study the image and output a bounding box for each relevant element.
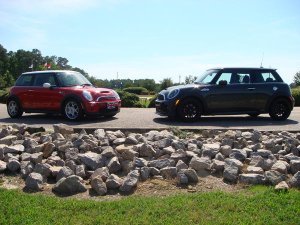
[7,70,121,120]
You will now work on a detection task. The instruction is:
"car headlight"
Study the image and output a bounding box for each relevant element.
[167,89,180,99]
[112,90,120,100]
[83,90,93,101]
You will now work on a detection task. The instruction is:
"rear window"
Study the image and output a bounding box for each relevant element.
[15,74,33,86]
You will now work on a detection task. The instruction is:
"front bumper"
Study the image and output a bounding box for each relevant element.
[155,99,177,117]
[84,100,121,116]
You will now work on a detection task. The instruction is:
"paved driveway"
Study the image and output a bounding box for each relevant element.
[0,104,299,131]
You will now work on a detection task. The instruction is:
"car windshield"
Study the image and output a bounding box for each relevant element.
[194,69,220,84]
[57,72,93,87]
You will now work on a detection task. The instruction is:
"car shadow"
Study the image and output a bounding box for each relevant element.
[153,115,298,128]
[0,113,118,126]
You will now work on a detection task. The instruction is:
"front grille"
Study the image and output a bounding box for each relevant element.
[157,94,165,101]
[97,96,116,102]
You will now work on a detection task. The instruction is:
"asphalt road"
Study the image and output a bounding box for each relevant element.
[0,104,299,131]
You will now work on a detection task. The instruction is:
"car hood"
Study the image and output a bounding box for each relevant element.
[166,83,204,91]
[76,86,115,95]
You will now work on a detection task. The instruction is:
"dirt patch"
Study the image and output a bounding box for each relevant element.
[0,173,244,201]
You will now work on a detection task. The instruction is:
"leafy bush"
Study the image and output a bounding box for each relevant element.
[0,88,9,104]
[148,95,157,108]
[117,90,143,107]
[123,87,149,95]
[292,87,300,106]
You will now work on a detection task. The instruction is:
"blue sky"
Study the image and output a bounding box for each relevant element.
[1,0,299,84]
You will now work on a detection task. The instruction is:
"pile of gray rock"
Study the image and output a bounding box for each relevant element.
[0,124,300,196]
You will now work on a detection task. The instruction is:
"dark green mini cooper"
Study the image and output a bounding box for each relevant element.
[155,68,295,121]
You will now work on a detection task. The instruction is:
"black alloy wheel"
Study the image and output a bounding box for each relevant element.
[177,99,201,122]
[269,99,291,121]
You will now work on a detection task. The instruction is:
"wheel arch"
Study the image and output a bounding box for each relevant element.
[266,95,293,112]
[61,94,86,113]
[176,95,206,114]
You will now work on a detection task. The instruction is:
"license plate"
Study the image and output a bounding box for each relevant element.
[107,102,116,109]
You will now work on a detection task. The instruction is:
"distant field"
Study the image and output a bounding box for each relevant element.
[0,186,299,225]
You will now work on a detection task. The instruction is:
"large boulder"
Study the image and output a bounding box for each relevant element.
[106,156,121,173]
[56,166,74,181]
[289,171,300,188]
[202,143,220,158]
[223,166,239,183]
[78,152,104,170]
[160,167,177,179]
[119,170,139,193]
[148,159,175,169]
[290,160,300,174]
[53,175,87,195]
[3,144,24,154]
[91,177,107,196]
[90,167,110,181]
[106,174,123,189]
[239,174,265,185]
[265,170,286,185]
[182,169,198,183]
[189,157,211,171]
[25,172,44,191]
[7,159,20,172]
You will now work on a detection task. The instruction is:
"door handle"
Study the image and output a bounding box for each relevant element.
[248,88,256,91]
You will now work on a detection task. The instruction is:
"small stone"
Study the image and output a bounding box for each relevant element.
[160,167,177,179]
[140,167,151,181]
[265,170,286,185]
[246,166,264,174]
[0,160,7,172]
[202,143,220,158]
[107,156,121,173]
[289,171,300,188]
[7,159,20,172]
[220,145,232,157]
[33,163,52,178]
[56,166,74,181]
[101,146,116,158]
[275,181,289,191]
[75,165,86,178]
[271,161,288,174]
[182,169,198,183]
[42,143,55,158]
[3,144,24,154]
[30,153,43,164]
[148,159,175,169]
[177,172,189,184]
[176,160,188,171]
[290,160,300,174]
[78,152,104,170]
[53,124,74,137]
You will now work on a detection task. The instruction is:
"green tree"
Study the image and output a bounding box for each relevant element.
[185,75,197,84]
[160,78,173,90]
[294,71,300,86]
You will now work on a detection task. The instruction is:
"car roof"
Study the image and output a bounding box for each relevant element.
[208,67,277,71]
[22,70,80,75]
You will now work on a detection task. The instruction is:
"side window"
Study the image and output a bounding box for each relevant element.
[261,72,278,82]
[15,75,33,86]
[251,71,279,83]
[215,73,232,84]
[33,74,57,87]
[237,73,251,84]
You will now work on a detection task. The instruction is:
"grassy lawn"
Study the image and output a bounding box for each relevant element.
[0,186,299,225]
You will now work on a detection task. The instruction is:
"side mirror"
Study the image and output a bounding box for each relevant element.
[218,80,228,86]
[43,83,51,88]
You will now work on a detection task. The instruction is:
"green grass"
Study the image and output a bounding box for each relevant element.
[0,186,299,225]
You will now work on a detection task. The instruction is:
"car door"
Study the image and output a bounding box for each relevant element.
[29,73,63,110]
[205,70,256,113]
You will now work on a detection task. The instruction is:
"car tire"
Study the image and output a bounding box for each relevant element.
[7,98,23,118]
[269,99,291,121]
[248,113,260,118]
[177,98,202,122]
[63,99,83,121]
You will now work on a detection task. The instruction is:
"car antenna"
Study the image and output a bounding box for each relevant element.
[260,52,264,68]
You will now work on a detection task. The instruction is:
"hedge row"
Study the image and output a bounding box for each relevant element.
[123,87,149,95]
[292,88,300,106]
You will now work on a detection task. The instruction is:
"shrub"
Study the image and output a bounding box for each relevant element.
[0,88,9,104]
[117,90,143,107]
[292,87,300,106]
[123,87,149,95]
[148,95,157,108]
